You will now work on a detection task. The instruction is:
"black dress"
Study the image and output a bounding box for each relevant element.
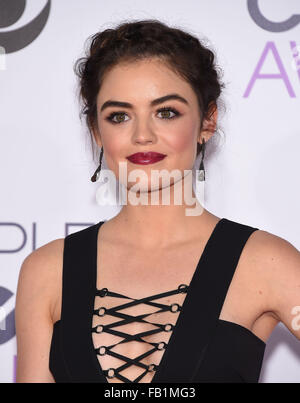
[49,217,266,383]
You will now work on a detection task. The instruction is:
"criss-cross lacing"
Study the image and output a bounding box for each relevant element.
[92,283,189,383]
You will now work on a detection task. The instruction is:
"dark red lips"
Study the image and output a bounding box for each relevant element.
[126,152,167,165]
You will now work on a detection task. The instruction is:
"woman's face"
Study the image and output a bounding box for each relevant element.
[93,57,208,193]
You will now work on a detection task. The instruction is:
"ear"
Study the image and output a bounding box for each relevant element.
[197,102,218,144]
[90,121,102,148]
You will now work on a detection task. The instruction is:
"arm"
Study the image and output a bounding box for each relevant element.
[15,239,64,383]
[258,230,300,341]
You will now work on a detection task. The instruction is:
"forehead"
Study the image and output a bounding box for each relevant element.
[97,58,198,107]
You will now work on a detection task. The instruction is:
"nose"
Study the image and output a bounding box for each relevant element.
[131,119,157,146]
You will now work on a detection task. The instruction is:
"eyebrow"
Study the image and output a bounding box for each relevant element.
[100,93,189,112]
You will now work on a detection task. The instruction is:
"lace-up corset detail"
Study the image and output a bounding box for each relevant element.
[91,283,189,383]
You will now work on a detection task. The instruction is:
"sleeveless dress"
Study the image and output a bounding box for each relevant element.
[49,217,266,383]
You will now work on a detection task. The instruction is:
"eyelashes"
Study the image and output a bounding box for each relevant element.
[105,106,181,125]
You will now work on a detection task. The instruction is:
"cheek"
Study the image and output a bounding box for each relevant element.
[100,140,122,175]
[101,135,124,162]
[167,120,197,153]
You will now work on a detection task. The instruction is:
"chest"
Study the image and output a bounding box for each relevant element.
[90,240,261,383]
[96,239,206,293]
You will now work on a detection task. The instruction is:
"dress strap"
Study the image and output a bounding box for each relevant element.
[155,218,259,382]
[60,221,104,382]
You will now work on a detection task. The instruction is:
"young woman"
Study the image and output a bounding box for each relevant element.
[15,19,300,383]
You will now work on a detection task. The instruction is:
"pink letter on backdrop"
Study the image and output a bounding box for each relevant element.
[243,41,296,97]
[290,41,300,81]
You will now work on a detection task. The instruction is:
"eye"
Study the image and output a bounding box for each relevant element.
[105,106,181,125]
[105,111,129,124]
[157,106,180,120]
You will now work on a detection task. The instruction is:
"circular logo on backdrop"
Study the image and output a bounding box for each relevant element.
[247,0,300,32]
[0,0,51,53]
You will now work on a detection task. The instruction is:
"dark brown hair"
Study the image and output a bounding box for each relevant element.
[73,19,226,163]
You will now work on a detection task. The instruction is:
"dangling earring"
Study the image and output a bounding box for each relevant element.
[91,146,104,182]
[198,138,206,181]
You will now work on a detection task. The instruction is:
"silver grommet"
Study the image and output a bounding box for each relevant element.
[107,368,115,378]
[157,341,166,350]
[99,346,106,356]
[100,287,108,297]
[96,325,104,333]
[178,284,188,293]
[148,364,156,372]
[164,323,173,332]
[98,307,106,317]
[170,303,180,313]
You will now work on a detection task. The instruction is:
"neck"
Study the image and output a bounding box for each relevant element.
[114,170,208,248]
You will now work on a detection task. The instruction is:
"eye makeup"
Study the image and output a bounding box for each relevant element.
[105,106,182,124]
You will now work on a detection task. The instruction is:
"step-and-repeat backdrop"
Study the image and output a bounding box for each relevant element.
[1,0,300,383]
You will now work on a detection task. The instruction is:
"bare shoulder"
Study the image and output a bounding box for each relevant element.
[19,238,65,290]
[15,238,65,382]
[243,227,300,278]
[17,238,65,324]
[242,227,300,340]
